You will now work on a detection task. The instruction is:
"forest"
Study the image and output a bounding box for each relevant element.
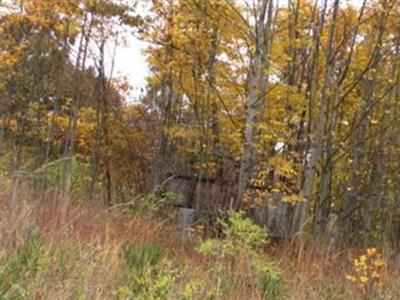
[0,0,400,299]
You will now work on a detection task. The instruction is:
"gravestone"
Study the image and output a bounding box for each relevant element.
[177,208,197,230]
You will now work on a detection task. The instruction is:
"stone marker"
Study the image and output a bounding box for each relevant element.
[177,208,197,230]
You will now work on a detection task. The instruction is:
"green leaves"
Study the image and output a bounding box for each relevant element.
[198,210,267,258]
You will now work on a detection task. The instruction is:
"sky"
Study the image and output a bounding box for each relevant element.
[111,0,151,102]
[113,0,365,101]
[113,37,149,101]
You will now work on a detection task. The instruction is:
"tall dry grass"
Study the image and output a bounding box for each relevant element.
[0,180,399,299]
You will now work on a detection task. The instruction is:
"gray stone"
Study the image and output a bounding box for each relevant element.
[177,208,197,230]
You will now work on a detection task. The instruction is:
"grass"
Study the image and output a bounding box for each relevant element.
[0,182,399,299]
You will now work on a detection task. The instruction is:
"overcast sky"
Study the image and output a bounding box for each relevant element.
[113,0,365,101]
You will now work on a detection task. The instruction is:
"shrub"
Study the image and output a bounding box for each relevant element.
[138,190,184,216]
[346,248,385,299]
[118,242,176,299]
[117,261,176,300]
[197,210,267,259]
[252,258,283,299]
[197,210,283,299]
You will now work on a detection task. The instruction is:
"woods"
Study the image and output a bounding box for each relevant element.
[1,0,400,298]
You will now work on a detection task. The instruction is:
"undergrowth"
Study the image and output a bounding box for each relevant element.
[0,188,399,300]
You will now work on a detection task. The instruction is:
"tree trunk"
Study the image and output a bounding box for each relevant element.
[342,6,387,242]
[237,0,273,208]
[292,0,339,235]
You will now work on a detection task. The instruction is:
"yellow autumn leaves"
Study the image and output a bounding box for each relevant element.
[346,248,385,294]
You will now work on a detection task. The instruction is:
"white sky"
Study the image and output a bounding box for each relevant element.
[113,37,148,101]
[113,0,365,101]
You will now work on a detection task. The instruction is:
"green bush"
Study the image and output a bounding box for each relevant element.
[197,211,284,299]
[198,210,267,258]
[138,190,184,216]
[107,187,184,217]
[252,258,283,299]
[118,242,176,300]
[117,262,176,300]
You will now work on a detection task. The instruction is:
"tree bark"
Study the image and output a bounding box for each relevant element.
[237,0,273,208]
[292,0,339,235]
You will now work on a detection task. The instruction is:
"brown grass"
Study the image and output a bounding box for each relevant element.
[1,182,399,299]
